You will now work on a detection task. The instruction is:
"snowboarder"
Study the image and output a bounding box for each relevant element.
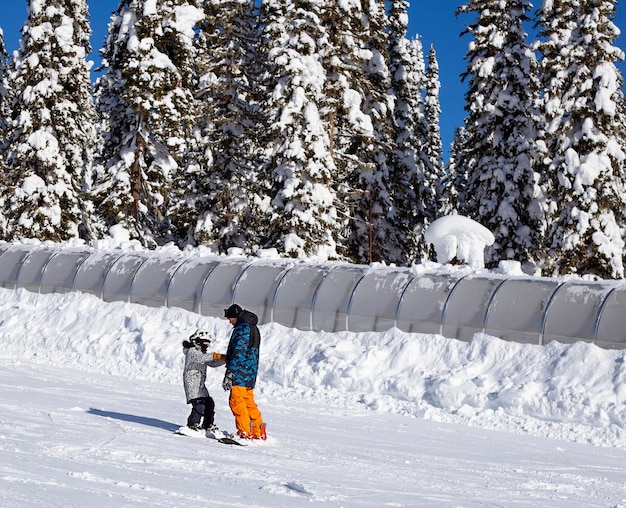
[219,304,267,440]
[182,330,225,432]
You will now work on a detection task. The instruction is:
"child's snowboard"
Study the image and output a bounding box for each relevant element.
[174,426,246,446]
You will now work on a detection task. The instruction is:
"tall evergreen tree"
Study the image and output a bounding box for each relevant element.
[0,28,8,135]
[424,44,445,204]
[419,43,445,262]
[93,0,202,247]
[536,0,626,279]
[256,0,342,259]
[388,0,434,264]
[322,0,397,264]
[359,0,404,264]
[180,0,261,253]
[455,0,544,269]
[2,0,98,242]
[0,27,8,231]
[439,127,468,216]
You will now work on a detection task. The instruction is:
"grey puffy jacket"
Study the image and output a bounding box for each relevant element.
[183,343,225,403]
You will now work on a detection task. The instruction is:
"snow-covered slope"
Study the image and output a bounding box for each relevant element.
[1,287,626,506]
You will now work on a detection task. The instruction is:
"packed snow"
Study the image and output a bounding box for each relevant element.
[1,237,626,506]
[424,215,495,269]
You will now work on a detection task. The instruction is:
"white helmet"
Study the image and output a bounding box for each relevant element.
[189,329,212,344]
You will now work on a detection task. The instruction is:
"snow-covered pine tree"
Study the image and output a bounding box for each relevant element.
[0,28,8,135]
[424,44,445,209]
[536,0,626,279]
[0,28,8,231]
[255,0,342,259]
[455,0,544,269]
[438,127,468,216]
[413,42,446,262]
[321,0,397,264]
[93,0,202,247]
[2,0,98,242]
[167,0,213,249]
[181,0,261,253]
[357,0,405,265]
[320,0,369,263]
[387,0,435,264]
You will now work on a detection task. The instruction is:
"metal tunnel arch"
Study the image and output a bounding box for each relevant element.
[0,242,624,349]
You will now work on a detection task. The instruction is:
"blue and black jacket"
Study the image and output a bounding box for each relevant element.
[226,310,261,388]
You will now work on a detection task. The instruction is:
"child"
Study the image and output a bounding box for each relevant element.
[182,330,225,433]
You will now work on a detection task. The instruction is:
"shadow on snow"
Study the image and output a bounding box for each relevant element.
[87,407,179,432]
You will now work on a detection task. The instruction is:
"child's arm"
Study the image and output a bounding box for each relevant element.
[207,352,226,367]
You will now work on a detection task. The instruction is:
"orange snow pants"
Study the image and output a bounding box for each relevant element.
[229,386,264,437]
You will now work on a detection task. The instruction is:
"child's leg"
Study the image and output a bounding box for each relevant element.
[187,398,205,428]
[229,386,251,435]
[201,396,215,429]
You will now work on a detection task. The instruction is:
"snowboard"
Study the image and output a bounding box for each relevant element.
[216,436,246,446]
[174,426,247,446]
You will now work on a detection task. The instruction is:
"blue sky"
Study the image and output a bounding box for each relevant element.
[1,1,625,160]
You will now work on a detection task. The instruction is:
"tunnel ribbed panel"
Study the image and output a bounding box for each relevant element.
[312,266,365,332]
[16,248,58,293]
[594,286,626,348]
[198,258,250,317]
[271,264,328,330]
[0,245,34,289]
[484,278,561,344]
[441,276,505,341]
[40,249,93,295]
[166,258,220,313]
[102,253,150,303]
[129,254,187,308]
[73,251,125,298]
[396,274,457,334]
[347,268,413,333]
[541,281,618,346]
[0,243,624,348]
[231,262,292,325]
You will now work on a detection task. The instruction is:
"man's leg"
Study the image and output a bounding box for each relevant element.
[243,388,264,438]
[229,386,251,436]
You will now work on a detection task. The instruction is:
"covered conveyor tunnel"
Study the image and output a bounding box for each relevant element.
[0,242,625,349]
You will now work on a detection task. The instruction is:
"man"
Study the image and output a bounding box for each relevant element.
[222,303,267,440]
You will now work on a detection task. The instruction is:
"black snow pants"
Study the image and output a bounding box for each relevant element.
[187,396,215,429]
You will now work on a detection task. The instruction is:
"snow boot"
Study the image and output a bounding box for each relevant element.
[236,429,252,440]
[250,422,267,440]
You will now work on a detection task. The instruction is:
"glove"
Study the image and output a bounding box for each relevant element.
[182,340,192,349]
[222,370,234,391]
[213,353,227,361]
